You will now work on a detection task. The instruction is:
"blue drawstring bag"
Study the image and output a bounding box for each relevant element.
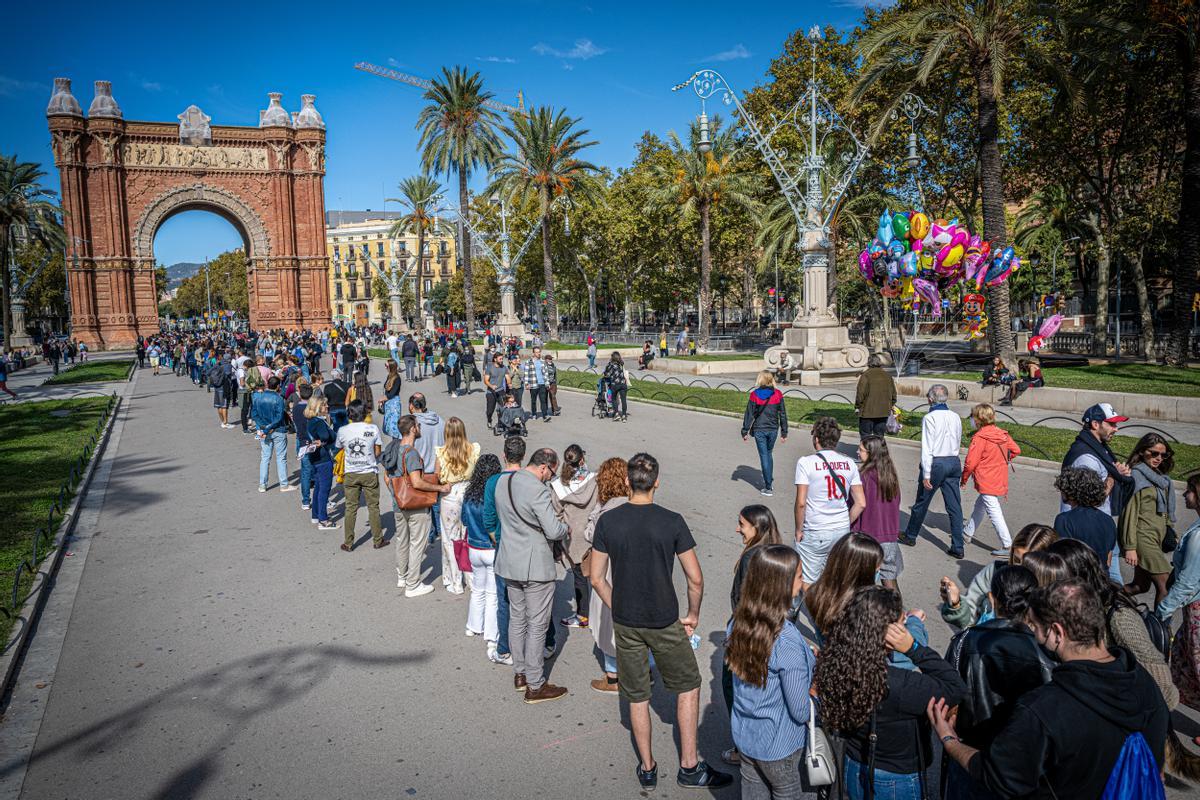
[1100,733,1165,800]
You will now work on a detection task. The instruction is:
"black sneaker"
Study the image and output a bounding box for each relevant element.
[677,761,732,789]
[637,762,658,791]
[897,535,917,547]
[947,548,965,559]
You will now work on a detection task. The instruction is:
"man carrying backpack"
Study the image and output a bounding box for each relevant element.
[929,579,1168,799]
[210,352,233,429]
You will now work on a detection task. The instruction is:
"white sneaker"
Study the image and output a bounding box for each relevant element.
[258,486,267,493]
[489,648,513,666]
[404,584,434,598]
[301,503,311,510]
[280,485,297,493]
[465,628,480,637]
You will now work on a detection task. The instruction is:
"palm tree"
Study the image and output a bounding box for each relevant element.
[646,115,759,346]
[854,1,1066,361]
[489,106,600,340]
[416,66,502,336]
[387,175,443,331]
[0,155,63,349]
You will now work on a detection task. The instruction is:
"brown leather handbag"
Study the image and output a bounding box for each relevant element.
[390,446,438,510]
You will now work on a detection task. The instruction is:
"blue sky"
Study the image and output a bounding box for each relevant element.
[1,0,879,267]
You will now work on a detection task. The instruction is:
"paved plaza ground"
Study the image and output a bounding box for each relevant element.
[1,356,1197,799]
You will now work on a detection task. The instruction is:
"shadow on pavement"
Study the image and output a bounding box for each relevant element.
[4,644,429,798]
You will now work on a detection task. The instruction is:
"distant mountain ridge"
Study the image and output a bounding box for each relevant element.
[164,262,204,288]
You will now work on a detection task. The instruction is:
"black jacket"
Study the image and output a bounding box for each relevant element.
[842,645,967,775]
[1062,430,1135,517]
[969,647,1169,799]
[946,618,1054,747]
[741,388,788,437]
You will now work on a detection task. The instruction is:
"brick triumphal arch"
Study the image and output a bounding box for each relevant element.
[47,79,332,349]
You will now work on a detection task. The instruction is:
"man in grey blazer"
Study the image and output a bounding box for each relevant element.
[495,447,570,703]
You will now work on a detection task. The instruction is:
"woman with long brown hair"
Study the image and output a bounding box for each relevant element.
[1121,432,1178,607]
[815,586,965,800]
[804,532,885,637]
[435,416,480,595]
[383,358,402,400]
[854,436,903,588]
[726,545,811,800]
[722,505,782,765]
[583,457,630,692]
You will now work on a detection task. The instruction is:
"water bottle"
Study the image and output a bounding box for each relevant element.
[689,633,702,650]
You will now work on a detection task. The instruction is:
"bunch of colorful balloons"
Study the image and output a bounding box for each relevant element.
[856,209,1022,333]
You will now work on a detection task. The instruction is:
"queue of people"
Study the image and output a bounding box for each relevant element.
[151,329,1200,799]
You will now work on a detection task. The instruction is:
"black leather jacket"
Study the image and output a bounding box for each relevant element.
[945,618,1054,746]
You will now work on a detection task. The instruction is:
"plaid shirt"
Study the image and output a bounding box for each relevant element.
[522,358,556,387]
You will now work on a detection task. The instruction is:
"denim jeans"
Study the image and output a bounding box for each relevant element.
[740,749,805,800]
[297,440,314,505]
[845,756,923,800]
[587,354,596,369]
[258,429,288,488]
[312,461,333,522]
[904,455,964,552]
[330,408,349,436]
[752,429,779,490]
[390,348,400,366]
[404,356,416,381]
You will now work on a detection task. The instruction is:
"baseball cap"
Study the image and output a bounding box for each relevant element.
[1082,403,1129,425]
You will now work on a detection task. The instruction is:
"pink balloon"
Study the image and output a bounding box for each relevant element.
[1038,313,1064,339]
[913,278,942,318]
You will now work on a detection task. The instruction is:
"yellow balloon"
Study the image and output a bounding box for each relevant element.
[909,212,930,241]
[942,245,964,267]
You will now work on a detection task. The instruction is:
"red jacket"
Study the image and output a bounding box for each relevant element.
[962,424,1020,496]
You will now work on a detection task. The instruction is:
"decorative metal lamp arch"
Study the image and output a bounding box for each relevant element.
[133,182,272,267]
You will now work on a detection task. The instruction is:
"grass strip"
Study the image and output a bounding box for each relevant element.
[0,396,112,644]
[44,360,134,385]
[932,363,1200,398]
[555,370,1199,480]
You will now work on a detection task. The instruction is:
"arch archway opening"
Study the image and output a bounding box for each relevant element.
[153,208,252,326]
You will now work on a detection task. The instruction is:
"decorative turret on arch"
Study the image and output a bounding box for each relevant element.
[46,79,331,348]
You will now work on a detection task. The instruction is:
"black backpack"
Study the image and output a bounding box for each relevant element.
[1107,602,1171,661]
[207,363,226,388]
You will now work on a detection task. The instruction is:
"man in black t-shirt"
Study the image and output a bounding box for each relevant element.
[590,453,731,792]
[324,369,351,434]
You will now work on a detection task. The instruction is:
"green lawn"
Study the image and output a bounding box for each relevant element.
[44,359,133,385]
[556,370,1199,479]
[0,396,114,643]
[933,363,1200,398]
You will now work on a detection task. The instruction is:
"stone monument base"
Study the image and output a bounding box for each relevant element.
[764,320,870,385]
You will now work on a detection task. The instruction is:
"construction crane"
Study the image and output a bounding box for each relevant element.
[354,62,526,115]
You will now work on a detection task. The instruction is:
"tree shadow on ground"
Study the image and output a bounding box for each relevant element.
[2,644,429,798]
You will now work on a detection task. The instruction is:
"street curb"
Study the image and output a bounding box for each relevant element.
[557,384,1121,480]
[0,393,121,694]
[0,369,138,800]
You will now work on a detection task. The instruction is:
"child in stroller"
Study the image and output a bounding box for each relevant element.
[591,376,616,418]
[496,392,530,437]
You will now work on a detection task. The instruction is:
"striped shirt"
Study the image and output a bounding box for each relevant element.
[729,620,815,761]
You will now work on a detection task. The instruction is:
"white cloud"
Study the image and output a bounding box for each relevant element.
[701,43,751,62]
[140,80,162,92]
[562,63,575,71]
[387,57,406,68]
[532,38,608,60]
[0,76,42,96]
[477,55,518,64]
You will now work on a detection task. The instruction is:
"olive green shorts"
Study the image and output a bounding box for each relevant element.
[613,620,702,703]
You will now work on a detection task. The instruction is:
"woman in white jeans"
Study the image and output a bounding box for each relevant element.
[461,454,503,658]
[960,403,1021,557]
[435,417,480,594]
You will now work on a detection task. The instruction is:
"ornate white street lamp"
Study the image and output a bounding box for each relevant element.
[674,25,871,382]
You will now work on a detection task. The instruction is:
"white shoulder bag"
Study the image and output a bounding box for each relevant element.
[805,699,836,786]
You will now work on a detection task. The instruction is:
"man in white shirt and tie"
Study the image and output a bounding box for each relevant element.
[899,384,966,557]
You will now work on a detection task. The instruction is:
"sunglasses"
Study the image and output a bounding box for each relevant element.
[1145,449,1168,459]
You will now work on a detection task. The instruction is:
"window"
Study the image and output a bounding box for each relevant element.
[397,241,407,253]
[364,282,372,300]
[349,281,358,299]
[362,263,370,278]
[336,303,344,316]
[439,241,448,255]
[335,282,343,299]
[422,242,431,255]
[360,244,370,257]
[424,279,432,294]
[333,263,341,278]
[423,259,432,275]
[377,242,384,256]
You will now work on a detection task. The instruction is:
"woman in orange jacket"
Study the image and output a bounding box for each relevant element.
[961,403,1021,556]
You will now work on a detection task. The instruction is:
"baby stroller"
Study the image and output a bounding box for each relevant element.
[496,405,530,437]
[591,377,616,419]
